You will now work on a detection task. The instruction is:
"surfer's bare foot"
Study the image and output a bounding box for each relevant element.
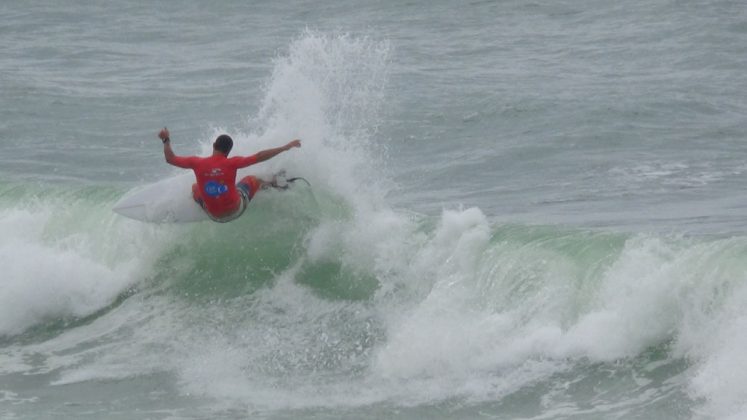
[260,171,289,190]
[270,171,289,190]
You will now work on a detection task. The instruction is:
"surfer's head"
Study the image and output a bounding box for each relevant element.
[213,134,233,155]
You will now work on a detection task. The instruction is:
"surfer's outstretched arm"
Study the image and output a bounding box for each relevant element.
[255,139,301,163]
[158,127,193,169]
[236,139,302,168]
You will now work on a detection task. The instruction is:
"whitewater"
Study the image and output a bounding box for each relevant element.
[2,1,747,419]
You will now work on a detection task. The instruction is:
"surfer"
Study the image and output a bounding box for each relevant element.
[158,127,301,222]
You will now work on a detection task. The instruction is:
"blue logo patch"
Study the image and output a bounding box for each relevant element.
[204,181,228,197]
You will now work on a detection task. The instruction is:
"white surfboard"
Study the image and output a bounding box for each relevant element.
[113,172,310,224]
[113,174,208,223]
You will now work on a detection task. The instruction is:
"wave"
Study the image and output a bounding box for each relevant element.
[4,178,747,416]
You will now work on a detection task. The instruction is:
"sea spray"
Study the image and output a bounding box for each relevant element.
[249,30,391,203]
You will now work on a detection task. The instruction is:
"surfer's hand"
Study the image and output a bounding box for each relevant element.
[158,127,170,142]
[285,139,301,150]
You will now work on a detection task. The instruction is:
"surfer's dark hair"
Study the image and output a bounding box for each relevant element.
[214,134,233,155]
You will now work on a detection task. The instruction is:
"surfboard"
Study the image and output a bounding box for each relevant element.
[113,173,208,223]
[113,171,310,224]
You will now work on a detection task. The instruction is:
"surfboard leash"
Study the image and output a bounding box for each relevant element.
[287,177,311,187]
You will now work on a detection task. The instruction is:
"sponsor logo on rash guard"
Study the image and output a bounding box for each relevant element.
[204,180,228,197]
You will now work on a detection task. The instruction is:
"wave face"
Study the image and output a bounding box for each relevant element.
[2,32,747,420]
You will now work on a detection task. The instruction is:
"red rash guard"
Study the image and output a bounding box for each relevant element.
[169,153,258,217]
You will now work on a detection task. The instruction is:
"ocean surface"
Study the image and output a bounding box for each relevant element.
[2,1,747,419]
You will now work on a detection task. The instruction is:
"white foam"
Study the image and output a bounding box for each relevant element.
[371,223,747,413]
[555,236,685,360]
[673,243,747,418]
[0,198,172,336]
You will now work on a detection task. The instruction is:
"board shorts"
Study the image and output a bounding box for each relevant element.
[192,175,262,223]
